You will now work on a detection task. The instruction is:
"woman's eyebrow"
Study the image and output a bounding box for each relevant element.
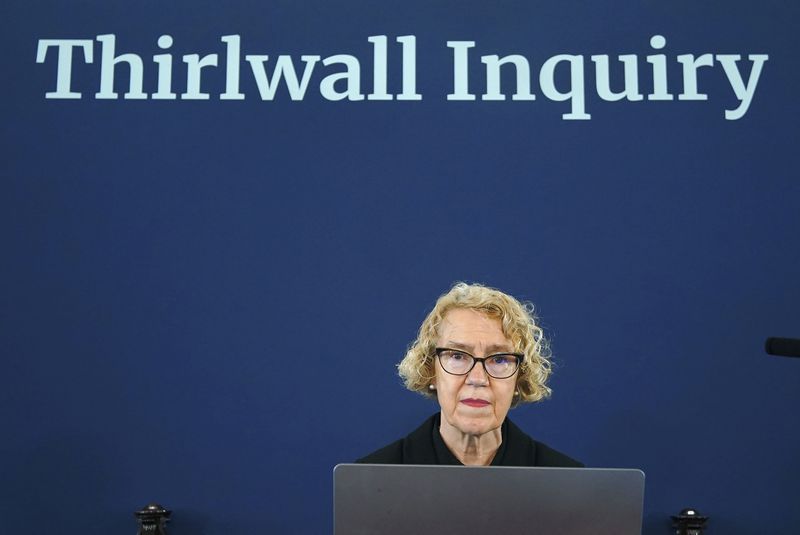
[445,342,514,353]
[485,344,514,353]
[444,341,474,351]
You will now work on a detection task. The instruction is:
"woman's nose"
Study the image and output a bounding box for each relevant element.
[465,360,489,386]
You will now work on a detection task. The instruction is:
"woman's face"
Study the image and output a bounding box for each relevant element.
[433,308,518,437]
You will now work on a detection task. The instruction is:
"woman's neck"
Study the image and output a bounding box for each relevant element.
[438,415,503,466]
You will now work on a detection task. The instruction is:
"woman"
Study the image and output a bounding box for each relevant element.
[359,282,582,467]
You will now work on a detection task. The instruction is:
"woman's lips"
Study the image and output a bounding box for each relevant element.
[461,399,490,407]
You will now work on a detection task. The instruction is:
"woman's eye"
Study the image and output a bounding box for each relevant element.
[450,352,466,361]
[491,355,509,365]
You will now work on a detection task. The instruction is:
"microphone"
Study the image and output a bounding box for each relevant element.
[765,337,800,358]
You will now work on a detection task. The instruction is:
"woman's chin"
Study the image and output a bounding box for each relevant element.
[452,415,499,437]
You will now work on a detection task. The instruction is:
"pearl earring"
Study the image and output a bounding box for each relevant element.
[428,384,436,391]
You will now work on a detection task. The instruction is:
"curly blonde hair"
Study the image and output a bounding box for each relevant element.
[397,282,553,405]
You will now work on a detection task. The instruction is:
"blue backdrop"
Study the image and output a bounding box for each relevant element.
[2,1,799,533]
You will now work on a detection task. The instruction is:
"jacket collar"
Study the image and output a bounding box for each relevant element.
[403,413,535,466]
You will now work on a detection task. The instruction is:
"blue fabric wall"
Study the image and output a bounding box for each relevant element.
[2,1,799,533]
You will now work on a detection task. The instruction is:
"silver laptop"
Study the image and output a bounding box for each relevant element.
[334,464,645,535]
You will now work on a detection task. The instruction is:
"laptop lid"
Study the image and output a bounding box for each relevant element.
[334,464,645,535]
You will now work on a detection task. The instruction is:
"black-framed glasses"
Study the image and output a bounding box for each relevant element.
[435,347,524,379]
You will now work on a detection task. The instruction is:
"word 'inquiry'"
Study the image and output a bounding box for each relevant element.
[36,34,768,120]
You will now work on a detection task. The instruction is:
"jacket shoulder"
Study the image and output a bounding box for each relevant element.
[505,418,584,467]
[533,440,584,468]
[356,414,439,464]
[356,439,404,464]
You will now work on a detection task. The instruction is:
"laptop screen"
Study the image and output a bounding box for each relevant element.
[334,464,645,535]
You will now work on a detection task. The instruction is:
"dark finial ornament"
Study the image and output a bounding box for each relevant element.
[671,507,708,535]
[135,503,171,535]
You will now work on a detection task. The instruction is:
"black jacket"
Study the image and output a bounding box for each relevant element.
[357,413,583,467]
